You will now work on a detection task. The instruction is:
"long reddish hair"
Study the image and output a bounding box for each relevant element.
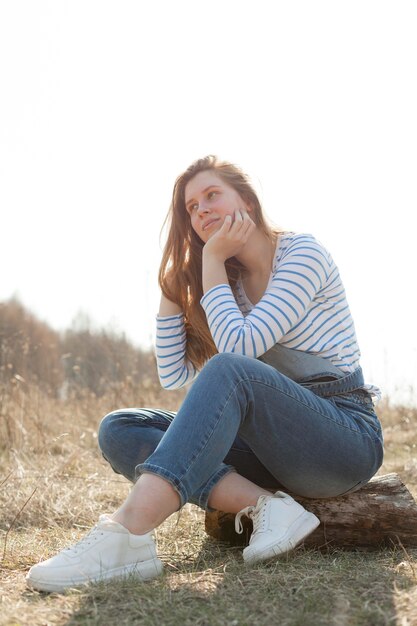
[159,156,279,370]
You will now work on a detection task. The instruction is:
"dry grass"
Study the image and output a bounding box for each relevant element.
[1,382,417,626]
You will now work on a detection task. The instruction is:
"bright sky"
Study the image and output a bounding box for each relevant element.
[1,1,416,403]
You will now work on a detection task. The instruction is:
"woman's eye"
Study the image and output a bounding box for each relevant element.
[207,191,217,200]
[188,203,198,213]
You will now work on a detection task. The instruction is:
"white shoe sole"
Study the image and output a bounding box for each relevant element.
[243,511,320,565]
[26,557,164,593]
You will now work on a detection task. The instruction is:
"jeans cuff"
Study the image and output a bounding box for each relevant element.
[135,462,187,507]
[197,465,237,511]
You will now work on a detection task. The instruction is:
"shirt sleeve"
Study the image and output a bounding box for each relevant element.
[155,313,198,389]
[200,234,332,358]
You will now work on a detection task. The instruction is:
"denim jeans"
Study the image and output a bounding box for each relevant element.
[98,353,383,511]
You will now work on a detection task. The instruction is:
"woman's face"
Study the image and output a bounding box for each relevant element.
[184,170,252,243]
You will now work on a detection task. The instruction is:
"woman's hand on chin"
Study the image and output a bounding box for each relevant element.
[203,209,256,262]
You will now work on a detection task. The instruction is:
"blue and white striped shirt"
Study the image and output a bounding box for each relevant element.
[156,233,379,397]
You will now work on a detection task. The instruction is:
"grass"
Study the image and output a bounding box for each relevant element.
[1,381,417,626]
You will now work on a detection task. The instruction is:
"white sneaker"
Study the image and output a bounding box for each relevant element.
[26,515,163,593]
[235,491,320,565]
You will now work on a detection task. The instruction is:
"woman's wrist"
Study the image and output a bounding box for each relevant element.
[158,293,182,317]
[202,249,228,293]
[202,243,227,265]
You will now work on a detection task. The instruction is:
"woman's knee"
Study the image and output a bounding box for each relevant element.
[203,352,251,380]
[97,408,172,458]
[98,409,147,456]
[97,411,122,456]
[208,352,245,366]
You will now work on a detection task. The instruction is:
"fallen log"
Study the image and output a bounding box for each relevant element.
[205,473,417,549]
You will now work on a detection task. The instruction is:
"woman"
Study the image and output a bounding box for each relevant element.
[27,156,383,593]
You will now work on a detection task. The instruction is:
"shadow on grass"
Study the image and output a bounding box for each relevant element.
[22,540,417,626]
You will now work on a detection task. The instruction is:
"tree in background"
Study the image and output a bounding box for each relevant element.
[0,299,157,397]
[0,298,63,393]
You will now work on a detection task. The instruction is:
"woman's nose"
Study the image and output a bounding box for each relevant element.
[197,202,210,215]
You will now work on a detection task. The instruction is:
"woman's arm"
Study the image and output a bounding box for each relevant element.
[158,293,182,317]
[202,253,229,294]
[201,233,334,358]
[202,210,255,293]
[155,294,198,390]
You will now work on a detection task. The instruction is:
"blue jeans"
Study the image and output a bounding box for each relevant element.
[98,353,383,511]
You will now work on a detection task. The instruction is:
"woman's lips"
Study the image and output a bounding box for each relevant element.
[202,218,220,231]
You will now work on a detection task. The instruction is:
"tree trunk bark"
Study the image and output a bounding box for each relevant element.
[204,473,417,549]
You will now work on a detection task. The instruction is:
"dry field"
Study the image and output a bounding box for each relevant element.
[1,379,417,626]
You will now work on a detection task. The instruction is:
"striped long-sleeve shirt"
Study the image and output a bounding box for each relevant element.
[155,233,379,397]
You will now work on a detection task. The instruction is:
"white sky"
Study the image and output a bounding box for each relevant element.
[1,1,416,403]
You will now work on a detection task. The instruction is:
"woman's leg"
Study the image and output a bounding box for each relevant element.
[27,353,382,590]
[98,408,176,482]
[98,408,274,533]
[27,398,276,591]
[98,408,282,497]
[101,354,382,514]
[112,352,382,532]
[134,353,382,509]
[112,471,273,534]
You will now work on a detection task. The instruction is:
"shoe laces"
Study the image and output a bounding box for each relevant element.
[235,496,269,535]
[63,524,105,555]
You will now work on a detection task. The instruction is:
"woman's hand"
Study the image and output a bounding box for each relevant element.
[203,209,256,262]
